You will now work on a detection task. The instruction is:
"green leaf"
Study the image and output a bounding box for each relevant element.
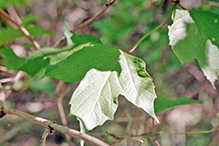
[217,113,219,121]
[0,0,33,8]
[1,26,121,81]
[45,44,121,82]
[168,9,219,87]
[0,25,50,46]
[69,52,158,130]
[154,95,203,113]
[0,48,26,70]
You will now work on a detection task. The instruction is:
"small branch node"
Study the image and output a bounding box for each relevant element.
[0,101,6,118]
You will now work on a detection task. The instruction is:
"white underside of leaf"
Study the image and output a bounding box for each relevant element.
[118,53,159,123]
[201,40,219,88]
[168,10,194,46]
[70,53,158,130]
[70,69,120,130]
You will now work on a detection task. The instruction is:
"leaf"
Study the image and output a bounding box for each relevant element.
[217,113,219,121]
[69,69,121,130]
[1,25,121,82]
[118,53,158,123]
[69,52,158,130]
[168,9,219,87]
[0,48,26,70]
[44,44,121,82]
[0,0,33,8]
[154,95,203,113]
[0,25,50,46]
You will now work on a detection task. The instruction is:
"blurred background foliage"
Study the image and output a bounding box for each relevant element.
[0,0,219,145]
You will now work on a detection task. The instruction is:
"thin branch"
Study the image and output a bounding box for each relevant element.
[52,0,116,47]
[127,2,178,53]
[149,135,160,146]
[204,0,219,8]
[190,82,211,99]
[56,81,71,146]
[51,0,67,44]
[0,104,110,146]
[0,9,40,50]
[40,126,54,146]
[136,128,219,137]
[149,118,155,133]
[73,0,116,32]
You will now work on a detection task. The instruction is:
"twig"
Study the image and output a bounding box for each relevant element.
[51,0,67,44]
[149,135,160,146]
[52,0,116,47]
[0,103,110,146]
[149,118,155,133]
[40,126,55,146]
[127,2,178,53]
[136,128,219,137]
[204,0,219,8]
[73,0,116,32]
[0,8,40,50]
[190,83,211,99]
[56,81,71,146]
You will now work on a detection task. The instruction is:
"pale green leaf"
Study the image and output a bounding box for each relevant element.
[69,69,121,130]
[69,52,158,130]
[118,53,158,123]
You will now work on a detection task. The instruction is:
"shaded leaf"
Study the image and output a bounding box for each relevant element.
[0,0,32,8]
[0,48,25,70]
[0,25,50,46]
[154,95,203,113]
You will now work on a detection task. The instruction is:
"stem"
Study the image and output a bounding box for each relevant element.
[56,81,71,146]
[51,0,67,44]
[204,0,219,8]
[149,135,160,146]
[0,9,40,50]
[137,128,219,137]
[127,3,177,53]
[73,0,116,32]
[40,127,51,146]
[0,105,110,146]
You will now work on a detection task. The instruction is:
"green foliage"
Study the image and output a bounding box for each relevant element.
[168,9,219,87]
[217,113,219,121]
[0,48,25,70]
[0,25,50,46]
[0,0,33,8]
[0,31,121,82]
[154,95,203,113]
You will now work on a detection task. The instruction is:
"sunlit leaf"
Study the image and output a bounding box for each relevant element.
[69,52,158,130]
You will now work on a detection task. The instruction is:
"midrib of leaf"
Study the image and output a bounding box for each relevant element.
[89,73,113,120]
